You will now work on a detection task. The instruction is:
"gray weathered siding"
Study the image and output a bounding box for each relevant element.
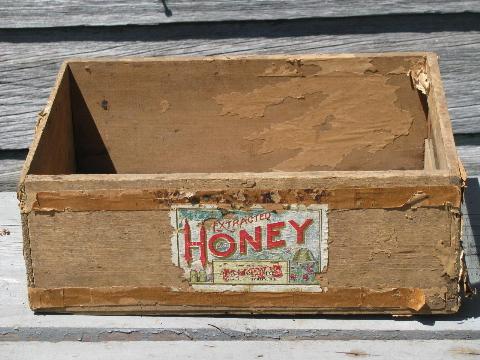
[1,0,479,28]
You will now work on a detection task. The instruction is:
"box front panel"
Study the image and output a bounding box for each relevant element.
[25,186,461,314]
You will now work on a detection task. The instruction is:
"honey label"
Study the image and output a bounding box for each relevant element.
[170,206,328,291]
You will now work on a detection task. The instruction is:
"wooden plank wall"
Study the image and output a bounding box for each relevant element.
[1,1,480,190]
[1,1,478,27]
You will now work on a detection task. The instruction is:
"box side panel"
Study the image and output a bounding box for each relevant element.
[19,64,76,290]
[27,67,76,175]
[26,200,461,314]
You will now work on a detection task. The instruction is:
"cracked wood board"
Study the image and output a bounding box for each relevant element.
[16,53,466,314]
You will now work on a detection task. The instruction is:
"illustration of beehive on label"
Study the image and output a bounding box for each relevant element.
[172,207,328,290]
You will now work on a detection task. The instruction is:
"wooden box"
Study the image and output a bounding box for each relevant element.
[19,53,466,315]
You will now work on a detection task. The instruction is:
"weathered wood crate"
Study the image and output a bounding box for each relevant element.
[18,53,466,315]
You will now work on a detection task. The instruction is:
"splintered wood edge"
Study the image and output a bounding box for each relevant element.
[426,54,465,182]
[63,52,435,64]
[22,171,459,197]
[25,185,461,213]
[28,286,430,314]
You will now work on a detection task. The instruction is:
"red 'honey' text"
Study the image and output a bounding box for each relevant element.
[183,218,313,267]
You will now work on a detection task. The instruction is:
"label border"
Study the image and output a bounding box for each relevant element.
[170,204,328,292]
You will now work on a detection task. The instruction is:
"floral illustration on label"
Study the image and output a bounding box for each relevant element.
[171,206,328,290]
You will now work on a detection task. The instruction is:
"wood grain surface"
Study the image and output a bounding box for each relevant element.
[0,150,25,192]
[0,0,478,28]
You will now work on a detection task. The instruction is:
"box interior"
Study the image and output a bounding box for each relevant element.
[28,56,434,175]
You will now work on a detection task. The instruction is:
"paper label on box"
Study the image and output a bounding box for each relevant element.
[170,206,328,291]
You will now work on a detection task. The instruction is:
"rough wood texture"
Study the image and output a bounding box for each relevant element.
[64,56,428,173]
[0,1,478,28]
[27,186,461,212]
[24,207,455,290]
[21,203,460,314]
[1,192,479,340]
[1,14,480,149]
